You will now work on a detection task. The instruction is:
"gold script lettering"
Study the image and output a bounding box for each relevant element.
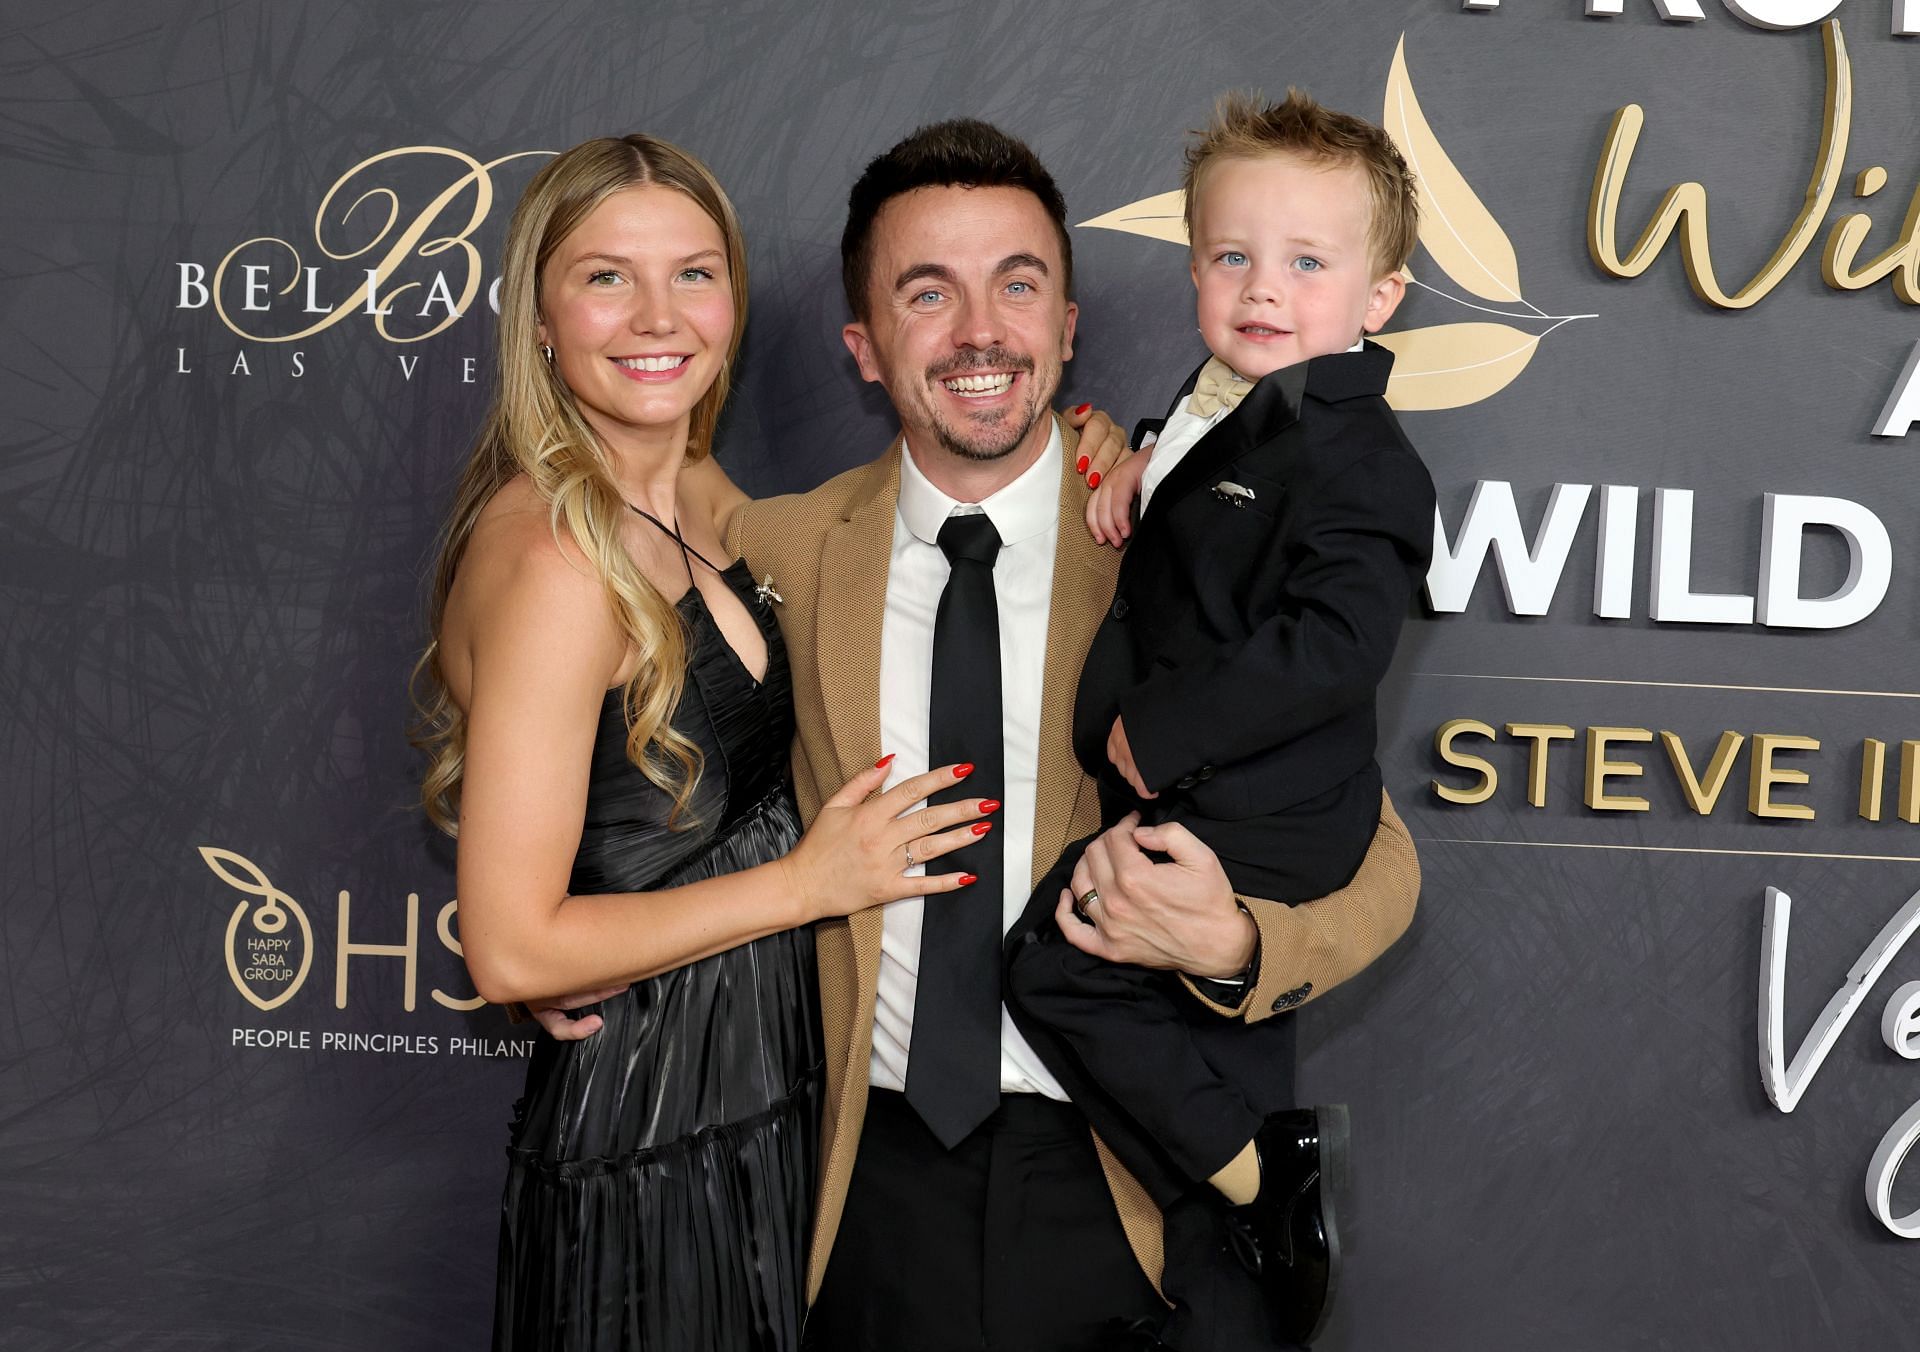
[1588,20,1851,310]
[1821,166,1920,301]
[212,146,551,343]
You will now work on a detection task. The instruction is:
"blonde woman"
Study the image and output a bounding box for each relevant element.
[413,136,998,1351]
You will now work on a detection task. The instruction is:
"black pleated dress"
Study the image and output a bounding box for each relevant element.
[493,559,821,1352]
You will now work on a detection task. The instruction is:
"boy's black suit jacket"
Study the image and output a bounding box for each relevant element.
[1076,341,1436,894]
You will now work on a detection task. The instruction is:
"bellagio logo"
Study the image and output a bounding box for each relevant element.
[1080,37,1591,412]
[199,844,482,1014]
[172,147,549,380]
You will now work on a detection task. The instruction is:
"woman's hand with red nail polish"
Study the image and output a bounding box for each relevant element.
[784,762,995,920]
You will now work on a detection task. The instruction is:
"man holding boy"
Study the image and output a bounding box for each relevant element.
[1005,91,1435,1349]
[737,104,1423,1352]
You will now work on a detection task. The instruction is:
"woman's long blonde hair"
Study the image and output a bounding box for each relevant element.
[412,134,750,835]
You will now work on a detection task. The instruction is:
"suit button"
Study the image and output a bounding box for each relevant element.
[1271,981,1314,1012]
[1110,597,1130,621]
[1175,775,1197,790]
[1197,765,1215,781]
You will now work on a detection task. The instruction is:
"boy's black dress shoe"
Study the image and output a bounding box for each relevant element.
[1228,1103,1349,1346]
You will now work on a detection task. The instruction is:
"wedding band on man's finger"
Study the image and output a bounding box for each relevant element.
[1071,887,1101,926]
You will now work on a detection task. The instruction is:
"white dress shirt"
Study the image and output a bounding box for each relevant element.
[1139,340,1366,515]
[869,424,1069,1101]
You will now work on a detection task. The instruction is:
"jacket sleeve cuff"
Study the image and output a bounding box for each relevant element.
[1236,790,1422,1025]
[1180,902,1260,1013]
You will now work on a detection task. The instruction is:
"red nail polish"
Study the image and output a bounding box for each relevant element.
[875,753,895,769]
[971,822,992,836]
[1076,455,1090,473]
[958,873,979,885]
[1088,471,1101,489]
[979,799,1001,814]
[1075,402,1091,415]
[953,763,974,778]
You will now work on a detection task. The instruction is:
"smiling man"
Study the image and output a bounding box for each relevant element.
[841,203,1066,477]
[705,120,1421,1352]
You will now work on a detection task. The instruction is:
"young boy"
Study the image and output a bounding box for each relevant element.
[1006,90,1434,1348]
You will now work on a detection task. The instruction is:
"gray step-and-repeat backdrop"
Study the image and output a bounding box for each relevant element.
[7,1,1920,1346]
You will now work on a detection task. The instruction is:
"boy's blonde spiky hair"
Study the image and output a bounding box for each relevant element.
[1182,88,1419,278]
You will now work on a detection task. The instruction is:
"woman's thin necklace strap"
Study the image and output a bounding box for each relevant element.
[627,502,726,579]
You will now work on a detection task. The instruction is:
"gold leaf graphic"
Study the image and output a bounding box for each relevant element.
[200,845,276,896]
[1384,36,1524,305]
[1374,322,1537,411]
[1073,42,1588,414]
[1079,189,1189,245]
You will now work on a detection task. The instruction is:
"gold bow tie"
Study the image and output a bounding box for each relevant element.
[1185,356,1254,418]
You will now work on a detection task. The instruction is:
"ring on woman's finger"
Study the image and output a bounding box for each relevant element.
[1072,887,1101,926]
[904,841,915,869]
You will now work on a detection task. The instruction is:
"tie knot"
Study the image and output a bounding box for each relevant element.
[938,511,1002,567]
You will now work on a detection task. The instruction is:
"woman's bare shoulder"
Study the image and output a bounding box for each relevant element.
[442,476,621,694]
[462,475,600,595]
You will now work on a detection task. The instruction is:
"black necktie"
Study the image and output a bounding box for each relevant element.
[905,510,1005,1148]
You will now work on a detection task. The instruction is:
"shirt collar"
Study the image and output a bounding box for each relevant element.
[898,420,1062,549]
[1209,338,1368,400]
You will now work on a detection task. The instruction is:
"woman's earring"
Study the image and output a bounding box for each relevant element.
[541,344,555,365]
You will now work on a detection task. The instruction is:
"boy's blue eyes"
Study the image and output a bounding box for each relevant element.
[1215,252,1325,272]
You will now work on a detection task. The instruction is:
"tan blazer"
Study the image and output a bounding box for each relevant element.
[728,418,1421,1300]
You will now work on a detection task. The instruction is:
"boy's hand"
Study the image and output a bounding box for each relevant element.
[1107,714,1158,800]
[1087,430,1152,547]
[1064,404,1128,493]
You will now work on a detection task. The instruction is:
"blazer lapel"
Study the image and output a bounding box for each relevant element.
[1032,418,1116,888]
[817,445,901,970]
[816,443,900,790]
[1143,360,1309,525]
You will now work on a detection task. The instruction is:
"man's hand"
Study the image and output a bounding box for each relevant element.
[1054,813,1257,977]
[525,984,630,1041]
[1106,715,1157,800]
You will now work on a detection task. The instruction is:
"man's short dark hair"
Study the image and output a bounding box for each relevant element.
[840,118,1073,322]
